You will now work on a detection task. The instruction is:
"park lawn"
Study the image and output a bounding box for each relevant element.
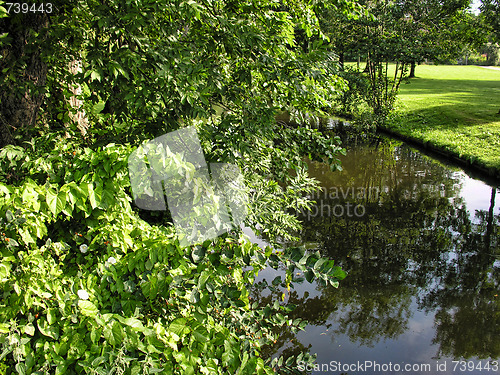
[384,65,500,171]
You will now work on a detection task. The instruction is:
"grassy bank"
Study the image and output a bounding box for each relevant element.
[383,65,500,174]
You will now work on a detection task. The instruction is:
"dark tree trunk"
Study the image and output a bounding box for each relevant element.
[339,51,345,71]
[0,12,49,148]
[0,117,14,148]
[409,61,416,78]
[363,60,370,73]
[363,56,375,73]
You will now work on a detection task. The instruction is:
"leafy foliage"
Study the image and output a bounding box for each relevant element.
[0,135,346,373]
[481,0,500,41]
[0,0,350,373]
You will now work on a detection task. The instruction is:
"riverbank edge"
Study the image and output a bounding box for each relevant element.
[377,125,500,181]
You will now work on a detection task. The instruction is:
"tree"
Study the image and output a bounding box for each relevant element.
[481,0,500,40]
[316,0,486,123]
[0,7,49,147]
[480,0,500,113]
[321,0,484,78]
[394,0,481,77]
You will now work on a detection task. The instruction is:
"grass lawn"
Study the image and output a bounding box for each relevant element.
[384,65,500,172]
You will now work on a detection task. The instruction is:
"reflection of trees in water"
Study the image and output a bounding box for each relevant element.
[251,136,500,362]
[324,284,412,347]
[249,280,320,362]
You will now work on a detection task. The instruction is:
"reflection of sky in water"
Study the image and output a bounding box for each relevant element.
[242,226,268,249]
[298,300,441,375]
[458,172,500,223]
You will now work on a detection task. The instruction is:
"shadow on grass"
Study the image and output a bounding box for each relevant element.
[384,70,500,171]
[397,77,500,127]
[401,78,500,95]
[394,104,500,130]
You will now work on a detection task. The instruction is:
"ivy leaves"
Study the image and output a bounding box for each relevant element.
[46,188,67,216]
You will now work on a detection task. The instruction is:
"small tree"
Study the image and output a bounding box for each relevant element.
[481,0,500,112]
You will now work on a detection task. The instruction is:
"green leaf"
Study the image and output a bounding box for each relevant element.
[202,359,219,374]
[313,258,327,271]
[90,70,102,82]
[332,266,346,280]
[222,339,239,369]
[92,101,106,115]
[37,317,59,339]
[24,323,35,336]
[233,268,243,284]
[19,228,35,244]
[192,246,206,263]
[193,324,209,343]
[130,364,141,375]
[305,269,314,283]
[124,318,144,332]
[83,183,100,209]
[5,238,18,247]
[5,210,13,222]
[55,363,68,375]
[103,321,124,346]
[169,318,189,339]
[46,189,66,216]
[15,363,26,375]
[190,288,200,303]
[78,300,99,318]
[47,308,57,325]
[91,356,106,367]
[141,276,158,300]
[198,269,210,289]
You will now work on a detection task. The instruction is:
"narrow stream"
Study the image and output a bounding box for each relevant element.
[248,133,500,374]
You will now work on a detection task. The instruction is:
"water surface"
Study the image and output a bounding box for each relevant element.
[249,134,500,374]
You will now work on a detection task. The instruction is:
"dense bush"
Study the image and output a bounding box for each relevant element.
[0,132,346,374]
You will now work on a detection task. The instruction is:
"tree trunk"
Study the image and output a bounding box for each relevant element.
[0,12,49,148]
[409,61,416,78]
[363,59,371,73]
[0,120,14,148]
[339,51,345,71]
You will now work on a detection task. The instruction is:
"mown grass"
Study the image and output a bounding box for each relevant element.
[384,65,500,171]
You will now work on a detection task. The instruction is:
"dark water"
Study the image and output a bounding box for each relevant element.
[247,134,500,374]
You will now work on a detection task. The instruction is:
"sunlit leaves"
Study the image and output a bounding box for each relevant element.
[103,320,124,346]
[45,188,66,216]
[169,318,190,341]
[37,316,59,340]
[78,300,99,318]
[191,245,206,264]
